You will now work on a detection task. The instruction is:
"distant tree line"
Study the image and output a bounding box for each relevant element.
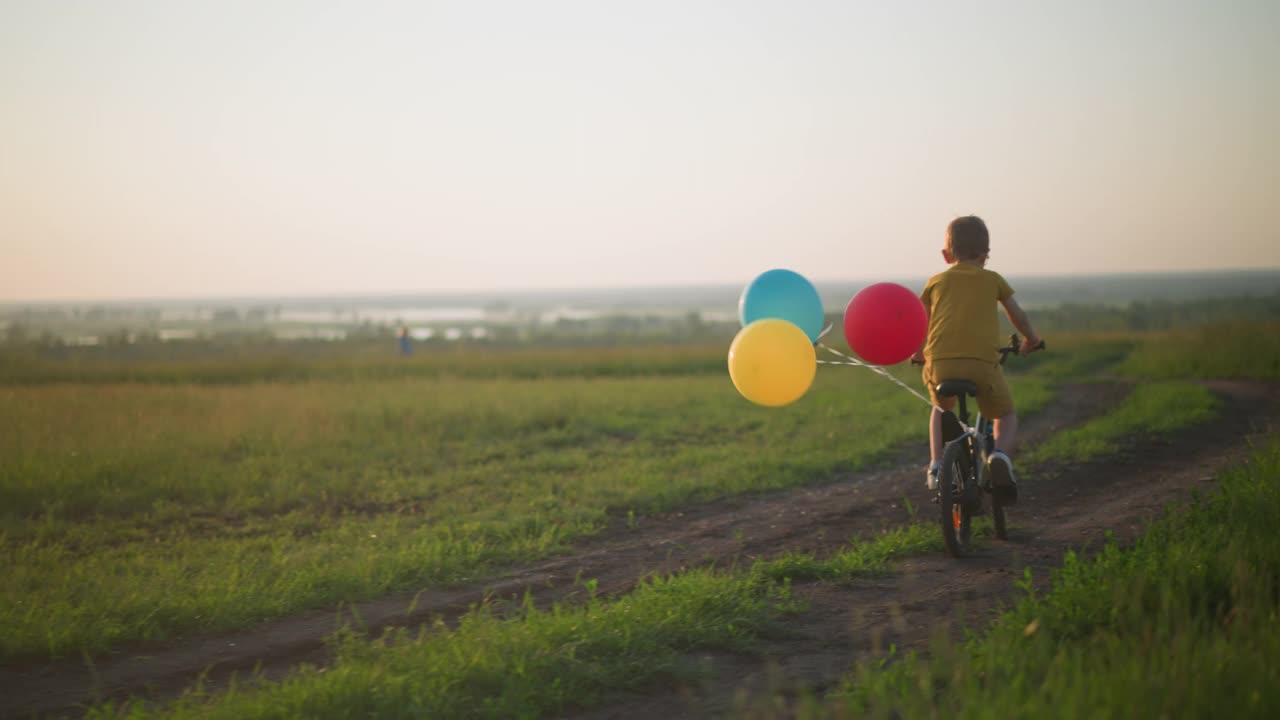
[1021,292,1280,333]
[3,291,1278,350]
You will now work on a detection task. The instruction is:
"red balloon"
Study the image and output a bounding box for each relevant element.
[843,282,928,366]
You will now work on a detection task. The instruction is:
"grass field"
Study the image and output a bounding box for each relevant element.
[0,342,730,385]
[1026,381,1219,464]
[825,438,1280,719]
[86,517,990,719]
[1,341,1052,662]
[71,320,1278,719]
[96,425,1280,720]
[5,314,1277,718]
[1118,321,1280,381]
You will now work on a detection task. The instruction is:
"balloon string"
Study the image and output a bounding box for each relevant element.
[816,343,970,429]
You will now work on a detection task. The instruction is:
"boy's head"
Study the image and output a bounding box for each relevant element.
[944,215,989,263]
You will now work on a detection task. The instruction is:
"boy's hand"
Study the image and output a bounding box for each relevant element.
[910,349,925,365]
[1020,336,1043,355]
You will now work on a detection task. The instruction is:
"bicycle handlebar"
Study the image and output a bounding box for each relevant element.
[910,334,1046,367]
[1001,333,1047,354]
[999,334,1046,364]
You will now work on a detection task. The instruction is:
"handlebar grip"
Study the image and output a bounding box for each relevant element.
[1035,339,1046,351]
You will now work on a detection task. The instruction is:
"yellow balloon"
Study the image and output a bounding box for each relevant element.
[727,319,817,407]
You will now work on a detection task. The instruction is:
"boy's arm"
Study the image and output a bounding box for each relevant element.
[999,296,1042,353]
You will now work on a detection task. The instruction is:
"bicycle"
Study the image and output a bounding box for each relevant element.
[915,334,1045,557]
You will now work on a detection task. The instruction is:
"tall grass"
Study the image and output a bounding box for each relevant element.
[90,414,1275,720]
[85,515,972,720]
[5,321,1241,663]
[1026,381,1219,463]
[2,368,1005,537]
[827,440,1280,718]
[0,342,729,386]
[92,570,796,720]
[3,361,1055,661]
[1119,321,1280,381]
[1010,334,1133,381]
[61,327,1275,716]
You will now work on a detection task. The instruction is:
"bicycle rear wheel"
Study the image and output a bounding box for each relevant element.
[938,438,974,557]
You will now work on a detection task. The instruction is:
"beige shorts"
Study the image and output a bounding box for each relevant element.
[922,358,1013,419]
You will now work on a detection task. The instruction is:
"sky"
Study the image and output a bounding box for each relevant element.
[2,0,1278,301]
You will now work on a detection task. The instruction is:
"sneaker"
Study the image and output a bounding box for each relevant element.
[926,462,941,491]
[985,451,1018,504]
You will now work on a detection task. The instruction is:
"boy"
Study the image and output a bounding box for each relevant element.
[910,216,1042,494]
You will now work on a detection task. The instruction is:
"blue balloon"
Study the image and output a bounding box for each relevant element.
[738,269,824,342]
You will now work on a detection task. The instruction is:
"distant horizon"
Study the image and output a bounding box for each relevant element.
[4,267,1279,307]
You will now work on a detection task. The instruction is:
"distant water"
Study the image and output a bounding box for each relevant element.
[3,270,1278,344]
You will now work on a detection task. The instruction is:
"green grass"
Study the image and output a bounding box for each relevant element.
[87,508,987,720]
[2,357,1057,662]
[107,440,1280,720]
[48,325,1275,718]
[0,323,1226,665]
[1026,381,1219,464]
[760,522,944,582]
[0,341,731,385]
[1118,321,1280,381]
[93,568,794,720]
[90,383,1261,719]
[824,439,1280,719]
[1012,334,1133,381]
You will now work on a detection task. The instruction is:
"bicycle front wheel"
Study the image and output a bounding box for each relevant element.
[938,438,974,557]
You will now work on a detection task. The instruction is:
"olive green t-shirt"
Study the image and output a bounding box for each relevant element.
[919,264,1014,363]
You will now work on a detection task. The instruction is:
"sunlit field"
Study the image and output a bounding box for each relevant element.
[1,339,1052,661]
[3,313,1277,719]
[826,438,1280,719]
[4,0,1277,715]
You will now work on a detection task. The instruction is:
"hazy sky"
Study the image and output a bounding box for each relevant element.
[3,0,1278,301]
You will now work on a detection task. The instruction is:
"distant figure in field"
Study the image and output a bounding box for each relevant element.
[397,326,412,356]
[911,216,1042,496]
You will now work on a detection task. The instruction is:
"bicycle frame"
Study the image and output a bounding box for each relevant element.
[945,333,1035,472]
[948,397,995,479]
[933,334,1043,556]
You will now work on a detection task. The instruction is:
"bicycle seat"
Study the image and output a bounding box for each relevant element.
[936,379,978,398]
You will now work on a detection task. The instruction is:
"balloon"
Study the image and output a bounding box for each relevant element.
[843,282,928,366]
[727,319,817,407]
[738,269,824,343]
